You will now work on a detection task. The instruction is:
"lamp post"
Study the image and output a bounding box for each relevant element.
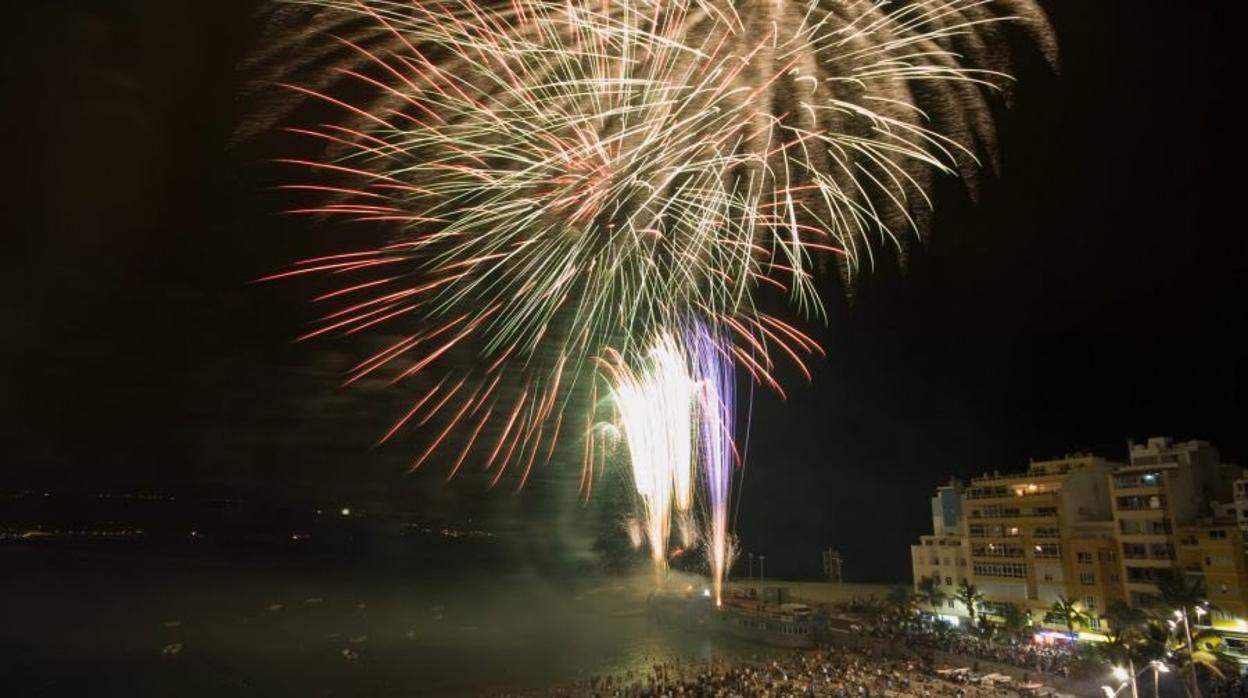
[759,555,766,584]
[1173,608,1202,698]
[1107,664,1142,698]
[1148,660,1169,698]
[1104,666,1130,698]
[748,552,754,581]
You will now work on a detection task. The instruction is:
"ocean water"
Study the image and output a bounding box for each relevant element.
[1,545,758,697]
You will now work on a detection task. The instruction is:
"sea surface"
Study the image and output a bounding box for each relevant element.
[1,544,758,697]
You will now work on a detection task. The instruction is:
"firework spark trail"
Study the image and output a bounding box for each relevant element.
[599,323,735,594]
[248,0,1053,483]
[601,334,696,583]
[688,322,736,607]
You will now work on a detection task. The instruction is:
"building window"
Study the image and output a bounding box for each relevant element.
[1076,552,1093,564]
[1080,573,1095,586]
[1085,596,1097,611]
[972,562,1026,579]
[1033,543,1061,559]
[1126,566,1158,583]
[1121,519,1172,535]
[973,544,1025,558]
[1147,543,1175,560]
[1210,529,1228,540]
[948,600,955,609]
[945,576,953,586]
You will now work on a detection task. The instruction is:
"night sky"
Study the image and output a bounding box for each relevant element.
[2,1,1242,582]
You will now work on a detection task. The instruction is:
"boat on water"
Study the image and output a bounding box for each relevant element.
[648,587,816,648]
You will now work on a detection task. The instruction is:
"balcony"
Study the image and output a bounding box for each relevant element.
[1119,519,1172,536]
[966,483,1060,500]
[1122,543,1174,561]
[972,545,1025,559]
[968,524,1023,538]
[1116,495,1167,512]
[968,506,1059,520]
[1032,544,1062,559]
[1113,473,1165,490]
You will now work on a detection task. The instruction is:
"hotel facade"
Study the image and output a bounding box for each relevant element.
[911,437,1248,649]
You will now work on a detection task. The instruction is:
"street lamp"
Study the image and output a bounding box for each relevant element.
[1103,668,1131,698]
[1111,662,1145,698]
[748,552,754,581]
[759,555,766,584]
[1173,607,1202,698]
[1148,660,1169,698]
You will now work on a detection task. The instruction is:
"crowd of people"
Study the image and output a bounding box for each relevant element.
[489,600,1247,697]
[868,623,1077,678]
[529,645,1040,698]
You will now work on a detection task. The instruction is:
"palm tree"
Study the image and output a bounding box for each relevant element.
[1049,595,1090,634]
[1171,642,1223,698]
[1099,600,1167,684]
[955,580,984,622]
[974,615,998,642]
[1103,599,1151,646]
[851,595,888,624]
[1151,569,1212,698]
[999,602,1032,639]
[1152,568,1207,623]
[915,574,946,612]
[886,584,917,623]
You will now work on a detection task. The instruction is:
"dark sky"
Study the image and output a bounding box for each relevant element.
[2,1,1243,582]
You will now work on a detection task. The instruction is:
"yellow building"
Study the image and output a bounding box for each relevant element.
[962,454,1120,631]
[909,436,1248,665]
[1109,437,1223,606]
[1177,525,1248,626]
[1064,523,1125,631]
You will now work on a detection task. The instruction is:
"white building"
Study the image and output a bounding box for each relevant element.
[911,480,971,623]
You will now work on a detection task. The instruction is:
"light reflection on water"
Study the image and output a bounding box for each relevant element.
[3,549,758,697]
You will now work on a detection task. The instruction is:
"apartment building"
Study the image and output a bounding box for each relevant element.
[961,454,1118,629]
[1178,524,1248,622]
[1064,522,1125,630]
[911,438,1248,640]
[1109,437,1222,605]
[910,480,970,620]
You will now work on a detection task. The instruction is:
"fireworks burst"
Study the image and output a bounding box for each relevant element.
[598,333,697,581]
[248,0,1052,484]
[687,322,736,606]
[594,321,742,600]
